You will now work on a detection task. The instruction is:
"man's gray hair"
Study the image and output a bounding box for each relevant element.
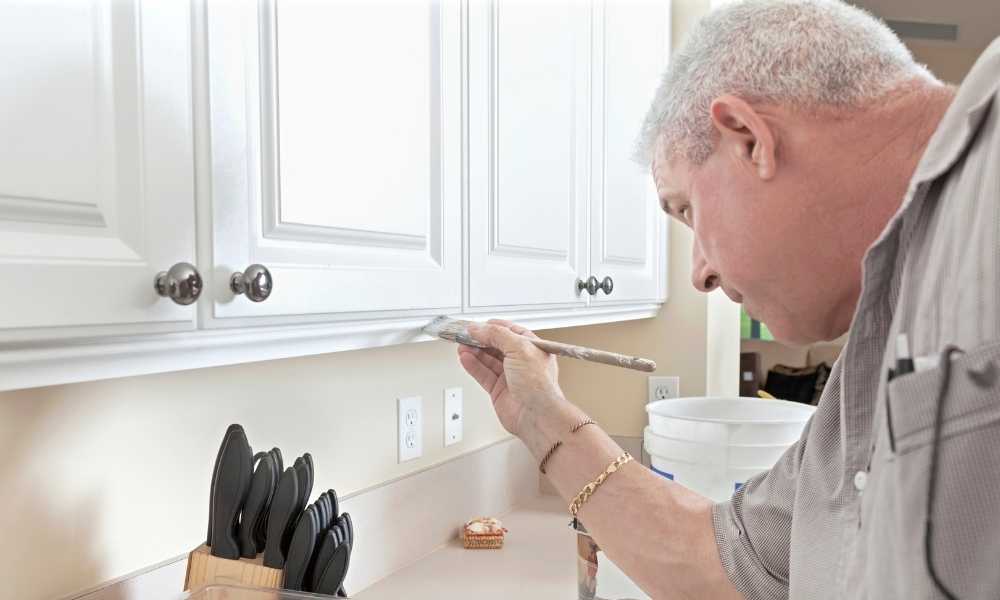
[635,0,936,166]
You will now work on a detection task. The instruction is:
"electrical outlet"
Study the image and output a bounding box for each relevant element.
[444,387,463,446]
[398,396,423,462]
[648,376,680,403]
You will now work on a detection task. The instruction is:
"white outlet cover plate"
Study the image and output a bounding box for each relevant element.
[398,396,423,462]
[648,376,680,403]
[444,387,463,446]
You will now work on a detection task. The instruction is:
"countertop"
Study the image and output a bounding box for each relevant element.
[353,494,578,600]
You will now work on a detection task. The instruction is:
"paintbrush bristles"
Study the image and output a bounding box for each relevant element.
[423,316,486,348]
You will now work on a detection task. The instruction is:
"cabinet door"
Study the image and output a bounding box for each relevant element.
[0,1,196,342]
[590,0,669,304]
[467,0,591,309]
[203,0,462,323]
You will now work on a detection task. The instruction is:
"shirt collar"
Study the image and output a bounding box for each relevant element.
[911,36,1000,186]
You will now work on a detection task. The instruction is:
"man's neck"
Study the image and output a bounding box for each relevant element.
[824,81,956,335]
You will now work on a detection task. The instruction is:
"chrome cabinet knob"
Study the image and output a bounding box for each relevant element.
[577,275,599,295]
[230,264,273,302]
[154,262,203,306]
[599,276,614,295]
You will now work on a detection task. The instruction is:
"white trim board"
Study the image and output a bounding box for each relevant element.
[0,304,660,392]
[66,437,538,600]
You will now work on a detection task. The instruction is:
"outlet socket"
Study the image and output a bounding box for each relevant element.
[398,396,423,462]
[444,387,463,446]
[648,376,680,403]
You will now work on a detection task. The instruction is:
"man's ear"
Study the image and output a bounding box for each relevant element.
[709,95,776,180]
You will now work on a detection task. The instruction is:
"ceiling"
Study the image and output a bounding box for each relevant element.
[851,0,1000,49]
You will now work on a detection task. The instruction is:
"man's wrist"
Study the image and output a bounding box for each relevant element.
[519,393,587,460]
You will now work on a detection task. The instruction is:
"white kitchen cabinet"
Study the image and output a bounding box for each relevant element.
[0,0,670,392]
[0,0,196,342]
[200,0,463,325]
[467,0,591,309]
[468,0,668,310]
[590,0,670,305]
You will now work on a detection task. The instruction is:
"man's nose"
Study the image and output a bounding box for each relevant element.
[691,242,720,293]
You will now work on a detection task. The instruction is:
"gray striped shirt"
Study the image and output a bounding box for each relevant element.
[713,37,1000,599]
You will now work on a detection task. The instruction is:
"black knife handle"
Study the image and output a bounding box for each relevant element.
[342,512,354,547]
[263,467,299,569]
[239,454,275,558]
[315,541,351,596]
[309,530,339,593]
[283,505,319,591]
[255,448,282,551]
[207,424,244,546]
[209,426,253,560]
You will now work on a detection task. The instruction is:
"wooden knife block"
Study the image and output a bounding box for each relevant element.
[184,544,283,592]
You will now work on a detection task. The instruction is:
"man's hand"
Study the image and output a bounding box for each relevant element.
[456,319,565,437]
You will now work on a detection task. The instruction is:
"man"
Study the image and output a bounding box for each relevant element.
[457,0,1000,598]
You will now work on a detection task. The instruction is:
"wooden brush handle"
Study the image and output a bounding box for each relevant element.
[530,338,656,372]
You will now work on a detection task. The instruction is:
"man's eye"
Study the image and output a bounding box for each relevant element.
[680,205,692,223]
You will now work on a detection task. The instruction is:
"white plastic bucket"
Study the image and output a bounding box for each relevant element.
[644,397,815,501]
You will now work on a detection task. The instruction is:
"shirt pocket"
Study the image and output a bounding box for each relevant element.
[871,339,1000,598]
[887,338,1000,455]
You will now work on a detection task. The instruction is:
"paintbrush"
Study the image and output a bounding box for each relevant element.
[423,316,657,373]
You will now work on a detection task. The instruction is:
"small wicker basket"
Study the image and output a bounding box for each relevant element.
[462,517,507,550]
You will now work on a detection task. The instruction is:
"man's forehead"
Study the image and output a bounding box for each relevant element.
[651,150,690,200]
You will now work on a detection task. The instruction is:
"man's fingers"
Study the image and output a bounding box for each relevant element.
[467,322,533,355]
[458,350,499,393]
[458,344,504,377]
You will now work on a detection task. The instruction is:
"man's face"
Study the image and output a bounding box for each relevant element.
[652,138,852,345]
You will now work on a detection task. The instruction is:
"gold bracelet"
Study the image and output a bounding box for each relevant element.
[539,417,598,474]
[569,452,633,517]
[538,441,562,474]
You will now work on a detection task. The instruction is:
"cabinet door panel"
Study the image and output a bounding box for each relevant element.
[468,0,590,308]
[0,0,195,341]
[205,0,462,321]
[591,0,669,304]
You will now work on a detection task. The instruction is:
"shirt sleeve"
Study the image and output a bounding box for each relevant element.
[711,416,814,600]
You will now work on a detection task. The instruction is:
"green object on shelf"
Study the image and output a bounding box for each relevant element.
[740,308,774,341]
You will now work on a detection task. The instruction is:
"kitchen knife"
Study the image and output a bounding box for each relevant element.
[207,424,243,546]
[239,453,275,558]
[209,424,253,559]
[304,452,314,480]
[337,513,353,547]
[292,457,311,517]
[271,447,284,473]
[317,497,329,532]
[342,512,354,547]
[309,529,340,593]
[254,448,283,551]
[301,454,314,510]
[314,541,351,596]
[253,450,280,552]
[282,505,319,591]
[263,466,300,568]
[328,488,339,520]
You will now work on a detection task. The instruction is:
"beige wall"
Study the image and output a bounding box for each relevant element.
[909,41,988,84]
[0,342,510,600]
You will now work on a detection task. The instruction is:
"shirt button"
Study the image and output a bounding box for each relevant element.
[854,470,868,492]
